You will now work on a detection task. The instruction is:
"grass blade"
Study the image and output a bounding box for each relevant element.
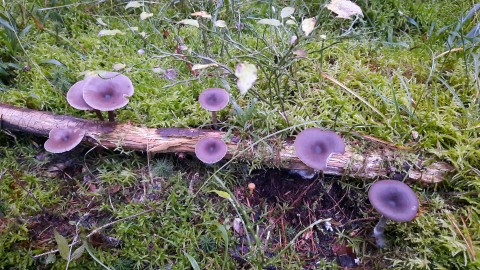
[184,252,201,270]
[320,71,385,119]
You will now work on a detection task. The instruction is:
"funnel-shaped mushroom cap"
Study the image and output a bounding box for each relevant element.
[195,137,227,164]
[294,128,345,170]
[44,128,85,153]
[368,180,419,222]
[199,88,229,111]
[67,80,94,110]
[83,72,134,111]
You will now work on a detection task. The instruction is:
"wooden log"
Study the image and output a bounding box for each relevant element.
[0,103,454,184]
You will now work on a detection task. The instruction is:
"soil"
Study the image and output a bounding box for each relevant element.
[232,169,375,269]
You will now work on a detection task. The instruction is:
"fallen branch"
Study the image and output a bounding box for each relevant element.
[0,103,454,184]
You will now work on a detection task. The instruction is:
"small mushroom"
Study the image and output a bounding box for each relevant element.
[294,128,345,170]
[195,137,227,164]
[368,180,419,248]
[199,88,229,129]
[82,72,134,122]
[248,182,256,196]
[66,79,105,121]
[44,128,85,153]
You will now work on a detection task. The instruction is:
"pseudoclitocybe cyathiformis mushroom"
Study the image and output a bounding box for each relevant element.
[82,72,134,122]
[294,128,345,171]
[368,180,419,248]
[44,128,85,153]
[199,88,229,129]
[195,137,227,164]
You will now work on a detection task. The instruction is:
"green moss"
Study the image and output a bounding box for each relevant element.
[0,0,479,268]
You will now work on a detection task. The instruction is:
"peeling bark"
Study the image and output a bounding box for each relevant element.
[0,103,454,184]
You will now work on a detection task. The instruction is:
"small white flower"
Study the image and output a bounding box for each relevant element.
[320,34,327,40]
[354,258,361,265]
[137,49,145,55]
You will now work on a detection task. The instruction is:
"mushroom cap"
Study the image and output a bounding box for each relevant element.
[83,72,134,111]
[294,128,345,170]
[66,80,94,110]
[199,88,229,112]
[368,180,419,222]
[195,137,227,164]
[44,128,85,153]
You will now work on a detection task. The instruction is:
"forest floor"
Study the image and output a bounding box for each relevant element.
[0,0,479,269]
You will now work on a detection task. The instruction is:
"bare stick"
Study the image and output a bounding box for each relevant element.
[0,103,454,184]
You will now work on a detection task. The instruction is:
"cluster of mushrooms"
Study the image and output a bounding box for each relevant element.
[292,128,419,248]
[43,81,420,248]
[44,72,134,153]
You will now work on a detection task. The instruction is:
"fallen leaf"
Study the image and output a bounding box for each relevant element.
[125,1,143,9]
[285,19,297,25]
[140,11,153,20]
[293,49,306,58]
[190,11,211,18]
[192,63,219,70]
[110,184,122,193]
[96,18,108,26]
[54,229,69,260]
[112,63,126,71]
[215,20,227,28]
[326,0,363,19]
[233,218,244,234]
[211,190,231,199]
[152,67,164,73]
[79,70,107,79]
[257,18,282,27]
[98,29,124,37]
[178,19,199,28]
[280,7,295,18]
[235,63,257,95]
[301,17,316,36]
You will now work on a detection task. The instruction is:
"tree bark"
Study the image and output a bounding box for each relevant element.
[0,103,454,184]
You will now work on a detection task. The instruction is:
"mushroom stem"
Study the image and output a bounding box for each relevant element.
[108,111,116,122]
[94,110,105,121]
[373,215,388,248]
[211,111,218,129]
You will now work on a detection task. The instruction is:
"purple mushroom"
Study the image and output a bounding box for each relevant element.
[368,180,419,248]
[294,128,345,170]
[83,72,134,122]
[195,137,228,164]
[44,128,85,153]
[199,88,229,129]
[66,79,104,121]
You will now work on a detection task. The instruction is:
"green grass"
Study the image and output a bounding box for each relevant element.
[1,0,480,269]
